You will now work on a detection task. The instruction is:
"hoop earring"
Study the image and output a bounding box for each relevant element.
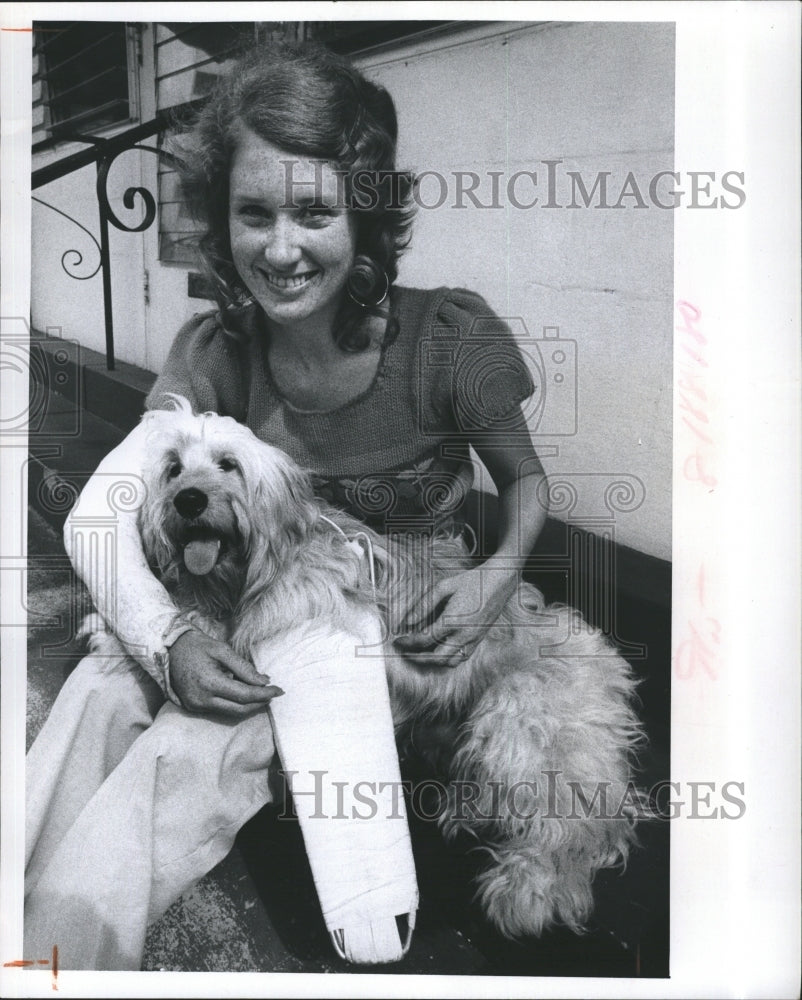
[346,268,389,308]
[209,265,253,312]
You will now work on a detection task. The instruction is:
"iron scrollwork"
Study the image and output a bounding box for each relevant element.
[95,143,178,234]
[34,126,178,370]
[31,196,103,280]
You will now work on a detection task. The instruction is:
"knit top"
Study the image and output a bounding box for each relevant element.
[146,285,535,533]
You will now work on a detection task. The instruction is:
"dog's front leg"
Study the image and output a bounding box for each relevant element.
[247,614,419,965]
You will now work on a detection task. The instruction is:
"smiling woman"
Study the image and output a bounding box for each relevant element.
[224,127,387,416]
[171,41,416,353]
[228,130,357,338]
[26,37,605,973]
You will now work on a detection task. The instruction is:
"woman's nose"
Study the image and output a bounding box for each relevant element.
[262,217,302,268]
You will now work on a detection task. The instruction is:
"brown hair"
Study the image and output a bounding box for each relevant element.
[170,40,416,349]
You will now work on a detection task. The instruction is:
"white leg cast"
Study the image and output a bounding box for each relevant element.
[251,612,419,965]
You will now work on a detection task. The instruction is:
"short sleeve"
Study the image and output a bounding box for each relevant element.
[145,311,247,419]
[423,287,535,434]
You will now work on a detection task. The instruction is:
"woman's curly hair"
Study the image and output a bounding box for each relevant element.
[169,40,416,350]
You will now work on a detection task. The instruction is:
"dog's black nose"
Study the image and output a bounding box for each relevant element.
[173,488,208,520]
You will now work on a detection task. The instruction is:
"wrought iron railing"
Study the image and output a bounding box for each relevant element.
[31,112,187,371]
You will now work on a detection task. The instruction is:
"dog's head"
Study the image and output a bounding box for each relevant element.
[139,397,319,613]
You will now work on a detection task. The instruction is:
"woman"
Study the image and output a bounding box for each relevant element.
[24,41,548,969]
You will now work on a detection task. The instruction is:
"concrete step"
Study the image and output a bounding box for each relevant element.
[28,332,149,535]
[28,388,128,535]
[31,331,153,434]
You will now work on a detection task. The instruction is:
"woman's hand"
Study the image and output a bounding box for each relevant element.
[393,567,517,668]
[169,629,284,716]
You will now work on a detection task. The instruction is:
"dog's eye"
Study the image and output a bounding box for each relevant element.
[218,458,238,473]
[167,462,182,480]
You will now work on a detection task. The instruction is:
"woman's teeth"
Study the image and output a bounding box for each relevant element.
[264,271,317,289]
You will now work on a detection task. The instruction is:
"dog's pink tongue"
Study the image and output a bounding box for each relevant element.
[183,538,221,576]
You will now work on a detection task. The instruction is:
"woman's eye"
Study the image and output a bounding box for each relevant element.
[218,458,238,473]
[238,205,271,223]
[167,462,182,479]
[300,204,335,224]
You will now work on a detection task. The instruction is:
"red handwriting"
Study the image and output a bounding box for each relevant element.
[675,563,722,681]
[676,301,717,488]
[674,302,721,681]
[675,617,721,680]
[4,945,58,990]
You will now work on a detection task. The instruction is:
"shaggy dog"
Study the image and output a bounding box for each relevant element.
[88,399,645,942]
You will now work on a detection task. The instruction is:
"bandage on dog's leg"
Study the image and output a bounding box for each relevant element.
[251,613,418,965]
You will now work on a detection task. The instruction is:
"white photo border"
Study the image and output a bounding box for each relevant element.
[2,2,800,997]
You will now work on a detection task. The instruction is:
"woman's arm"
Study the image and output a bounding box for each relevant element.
[64,413,280,713]
[394,406,548,667]
[63,415,188,699]
[473,408,548,583]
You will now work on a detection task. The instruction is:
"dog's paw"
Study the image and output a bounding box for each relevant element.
[474,844,593,938]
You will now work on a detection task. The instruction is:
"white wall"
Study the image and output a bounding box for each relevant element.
[358,21,675,560]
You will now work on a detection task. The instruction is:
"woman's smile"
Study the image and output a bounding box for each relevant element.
[229,127,356,331]
[260,268,321,293]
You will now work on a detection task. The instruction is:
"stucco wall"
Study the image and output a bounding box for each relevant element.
[359,21,675,560]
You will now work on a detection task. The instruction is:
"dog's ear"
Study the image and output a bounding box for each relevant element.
[138,490,181,582]
[136,428,184,580]
[237,440,318,532]
[234,442,319,603]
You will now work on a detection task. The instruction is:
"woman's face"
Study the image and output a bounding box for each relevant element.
[228,126,356,332]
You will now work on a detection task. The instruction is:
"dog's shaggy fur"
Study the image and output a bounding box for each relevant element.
[90,399,645,940]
